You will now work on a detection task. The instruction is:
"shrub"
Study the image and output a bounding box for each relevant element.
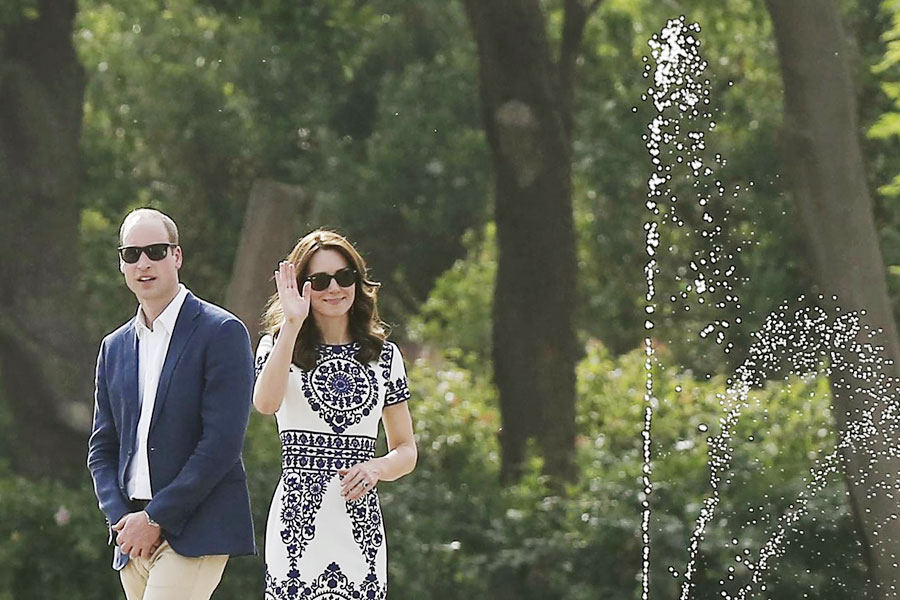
[0,341,865,599]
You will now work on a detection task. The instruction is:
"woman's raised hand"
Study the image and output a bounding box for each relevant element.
[275,261,311,331]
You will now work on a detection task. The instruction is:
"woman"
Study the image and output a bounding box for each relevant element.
[253,230,417,599]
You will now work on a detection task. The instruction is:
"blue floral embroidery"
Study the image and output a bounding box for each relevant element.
[279,470,330,572]
[281,430,376,473]
[266,562,386,600]
[255,350,271,378]
[265,341,402,599]
[380,343,410,406]
[347,491,383,569]
[267,430,385,598]
[302,345,378,433]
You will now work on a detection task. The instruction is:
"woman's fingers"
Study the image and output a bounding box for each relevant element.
[340,466,375,501]
[284,262,294,289]
[340,469,360,494]
[274,266,284,295]
[349,478,372,501]
[345,482,363,501]
[285,262,296,290]
[341,468,365,494]
[276,262,306,309]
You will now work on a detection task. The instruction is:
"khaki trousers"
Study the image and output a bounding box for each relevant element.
[120,540,228,600]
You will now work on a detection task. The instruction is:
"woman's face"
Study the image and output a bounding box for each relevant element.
[304,248,357,320]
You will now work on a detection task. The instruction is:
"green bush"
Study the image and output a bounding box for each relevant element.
[0,477,121,600]
[0,341,865,599]
[372,342,864,600]
[407,224,496,377]
[394,221,863,599]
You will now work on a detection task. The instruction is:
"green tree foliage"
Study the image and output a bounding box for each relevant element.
[75,0,489,342]
[867,0,900,321]
[0,340,863,598]
[402,213,864,598]
[73,0,894,362]
[0,1,36,34]
[4,0,894,596]
[568,0,810,372]
[408,224,496,376]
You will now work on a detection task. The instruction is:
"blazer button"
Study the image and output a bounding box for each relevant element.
[150,447,156,452]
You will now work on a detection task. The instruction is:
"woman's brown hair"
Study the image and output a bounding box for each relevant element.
[261,230,387,369]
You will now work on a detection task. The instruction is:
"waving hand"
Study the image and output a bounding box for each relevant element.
[275,261,311,332]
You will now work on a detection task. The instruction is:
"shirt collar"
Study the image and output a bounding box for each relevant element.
[135,284,189,339]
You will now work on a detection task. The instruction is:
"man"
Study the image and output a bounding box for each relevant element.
[88,208,256,600]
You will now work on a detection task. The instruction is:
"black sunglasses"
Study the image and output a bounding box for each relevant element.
[118,243,178,264]
[305,267,358,291]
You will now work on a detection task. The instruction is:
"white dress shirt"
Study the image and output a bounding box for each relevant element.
[125,284,189,500]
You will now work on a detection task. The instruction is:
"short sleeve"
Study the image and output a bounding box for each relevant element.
[383,342,411,406]
[254,333,274,378]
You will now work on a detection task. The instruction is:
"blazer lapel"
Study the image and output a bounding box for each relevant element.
[149,293,201,432]
[119,319,140,485]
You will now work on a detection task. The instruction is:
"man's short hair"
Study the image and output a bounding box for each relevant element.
[119,208,179,245]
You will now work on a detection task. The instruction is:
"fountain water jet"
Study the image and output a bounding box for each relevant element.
[639,16,900,600]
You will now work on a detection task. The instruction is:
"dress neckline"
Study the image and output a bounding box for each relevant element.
[317,341,359,349]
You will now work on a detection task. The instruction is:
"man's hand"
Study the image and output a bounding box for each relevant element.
[112,511,162,560]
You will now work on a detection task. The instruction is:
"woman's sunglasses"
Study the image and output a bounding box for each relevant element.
[118,243,178,264]
[304,267,358,291]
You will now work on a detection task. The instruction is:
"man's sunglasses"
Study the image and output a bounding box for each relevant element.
[305,267,358,291]
[118,243,178,264]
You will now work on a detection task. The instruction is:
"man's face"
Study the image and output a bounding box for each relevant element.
[119,217,182,307]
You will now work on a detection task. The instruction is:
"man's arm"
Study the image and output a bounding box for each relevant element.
[87,339,131,532]
[144,317,254,536]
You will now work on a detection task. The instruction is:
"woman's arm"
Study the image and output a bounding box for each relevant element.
[375,402,418,481]
[253,323,300,415]
[253,262,310,415]
[340,402,417,501]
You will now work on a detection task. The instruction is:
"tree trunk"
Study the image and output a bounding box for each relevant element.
[225,179,313,336]
[0,0,90,478]
[765,1,900,596]
[462,0,595,484]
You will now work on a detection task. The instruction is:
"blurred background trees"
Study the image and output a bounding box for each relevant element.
[3,0,900,597]
[0,0,89,476]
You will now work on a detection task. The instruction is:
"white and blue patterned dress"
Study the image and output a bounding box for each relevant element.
[255,335,411,600]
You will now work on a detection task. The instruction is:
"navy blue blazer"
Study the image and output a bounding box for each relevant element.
[87,292,256,570]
